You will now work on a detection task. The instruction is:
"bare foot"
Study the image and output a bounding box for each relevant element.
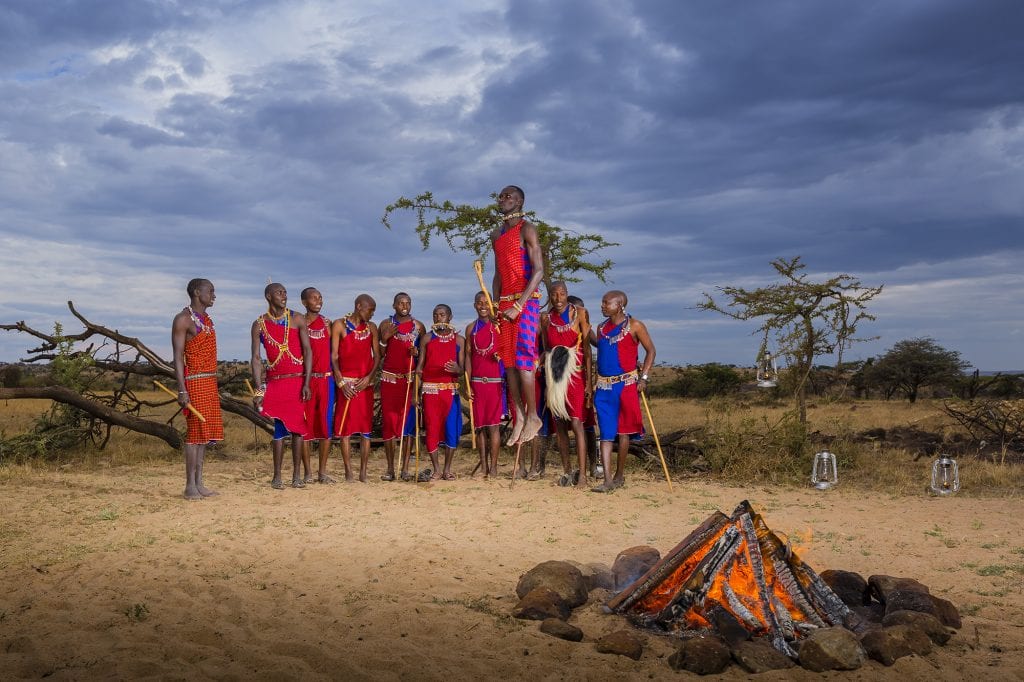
[575,477,589,489]
[611,477,625,490]
[183,486,202,500]
[590,482,615,493]
[318,474,337,484]
[506,409,526,445]
[527,470,542,481]
[345,473,355,482]
[518,414,543,444]
[358,473,368,483]
[197,484,219,497]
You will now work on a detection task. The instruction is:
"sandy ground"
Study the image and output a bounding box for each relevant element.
[2,450,1023,681]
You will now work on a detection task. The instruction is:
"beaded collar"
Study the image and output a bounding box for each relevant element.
[306,314,328,340]
[598,315,631,345]
[471,319,496,356]
[431,323,456,342]
[390,315,419,345]
[344,315,371,341]
[259,310,302,369]
[187,306,213,334]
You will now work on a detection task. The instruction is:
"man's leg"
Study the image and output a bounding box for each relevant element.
[517,368,544,444]
[291,435,306,488]
[442,445,454,479]
[318,439,335,483]
[553,419,572,475]
[195,444,217,497]
[358,435,370,483]
[301,440,313,483]
[339,437,354,481]
[591,439,615,492]
[570,418,588,488]
[183,443,201,500]
[505,370,526,445]
[487,425,500,478]
[271,437,285,489]
[613,433,629,487]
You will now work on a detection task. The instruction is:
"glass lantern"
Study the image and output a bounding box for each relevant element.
[756,350,778,388]
[811,450,838,490]
[929,455,960,496]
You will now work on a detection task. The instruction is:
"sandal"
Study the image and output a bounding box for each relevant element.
[270,479,285,490]
[400,471,413,482]
[416,468,433,483]
[442,472,456,481]
[380,472,396,481]
[557,473,571,487]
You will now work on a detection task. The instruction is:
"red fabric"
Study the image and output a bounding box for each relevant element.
[545,306,586,421]
[381,318,418,441]
[306,314,332,373]
[334,320,375,437]
[307,376,331,440]
[422,331,459,453]
[183,319,223,444]
[469,320,504,428]
[259,313,308,436]
[494,220,527,296]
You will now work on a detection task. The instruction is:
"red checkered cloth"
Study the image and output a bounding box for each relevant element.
[183,324,224,445]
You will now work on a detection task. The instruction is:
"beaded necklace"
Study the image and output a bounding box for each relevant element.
[598,314,631,345]
[187,306,213,334]
[345,315,371,341]
[391,315,419,345]
[307,314,328,340]
[471,319,496,356]
[431,323,456,342]
[551,304,583,349]
[259,310,302,369]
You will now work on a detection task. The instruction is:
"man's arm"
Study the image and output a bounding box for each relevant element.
[295,313,312,401]
[330,320,345,385]
[249,319,265,407]
[632,319,656,394]
[361,322,382,390]
[379,317,396,344]
[171,311,191,407]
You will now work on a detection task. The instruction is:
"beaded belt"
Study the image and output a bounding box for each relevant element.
[184,372,217,380]
[498,290,542,303]
[471,377,504,384]
[380,370,412,384]
[596,370,637,389]
[421,381,458,394]
[268,372,304,381]
[311,372,331,379]
[335,375,361,386]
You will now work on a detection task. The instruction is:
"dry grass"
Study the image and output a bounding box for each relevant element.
[2,392,1022,497]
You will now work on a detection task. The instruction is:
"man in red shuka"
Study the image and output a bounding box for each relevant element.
[331,294,380,482]
[300,287,337,484]
[377,293,425,481]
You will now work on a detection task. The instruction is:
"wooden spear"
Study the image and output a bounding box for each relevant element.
[154,380,206,422]
[640,391,673,492]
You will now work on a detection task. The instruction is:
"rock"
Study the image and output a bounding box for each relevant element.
[798,626,866,672]
[667,637,732,675]
[882,610,952,645]
[585,562,616,591]
[820,569,869,607]
[860,628,913,666]
[540,618,584,642]
[611,546,661,590]
[890,624,933,656]
[850,602,886,624]
[731,640,795,673]
[512,587,571,621]
[885,589,939,618]
[929,595,962,629]
[868,575,929,603]
[594,629,644,660]
[516,561,589,608]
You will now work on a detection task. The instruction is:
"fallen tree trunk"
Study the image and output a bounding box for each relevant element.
[0,386,183,449]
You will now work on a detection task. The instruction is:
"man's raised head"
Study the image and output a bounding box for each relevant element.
[187,278,211,298]
[300,287,319,303]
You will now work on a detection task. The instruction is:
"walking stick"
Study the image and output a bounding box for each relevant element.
[154,380,206,422]
[640,391,673,492]
[413,373,422,483]
[509,440,524,490]
[335,396,352,437]
[465,374,476,452]
[244,378,258,446]
[399,355,414,448]
[473,260,497,317]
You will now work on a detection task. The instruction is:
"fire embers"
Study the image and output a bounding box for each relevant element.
[607,500,857,658]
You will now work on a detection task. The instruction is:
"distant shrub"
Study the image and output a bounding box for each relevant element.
[655,363,743,398]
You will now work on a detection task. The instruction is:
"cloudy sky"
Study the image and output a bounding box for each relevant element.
[1,0,1021,370]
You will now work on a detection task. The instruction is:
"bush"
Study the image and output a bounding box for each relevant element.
[657,364,743,398]
[699,400,810,482]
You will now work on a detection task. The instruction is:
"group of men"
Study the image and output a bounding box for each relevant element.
[171,186,656,499]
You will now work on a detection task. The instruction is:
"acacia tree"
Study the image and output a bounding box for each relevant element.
[865,337,969,402]
[699,257,883,423]
[382,191,618,285]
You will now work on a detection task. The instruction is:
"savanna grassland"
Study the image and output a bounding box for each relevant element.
[1,393,1022,680]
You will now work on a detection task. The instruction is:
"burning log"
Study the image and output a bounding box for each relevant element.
[607,500,854,659]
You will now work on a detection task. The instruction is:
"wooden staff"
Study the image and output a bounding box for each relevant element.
[335,394,352,438]
[398,354,414,447]
[154,380,206,422]
[413,373,422,483]
[473,260,498,318]
[640,391,673,492]
[509,440,524,490]
[465,374,476,452]
[244,378,256,396]
[244,378,258,446]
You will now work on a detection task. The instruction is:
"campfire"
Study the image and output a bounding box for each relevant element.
[606,500,856,658]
